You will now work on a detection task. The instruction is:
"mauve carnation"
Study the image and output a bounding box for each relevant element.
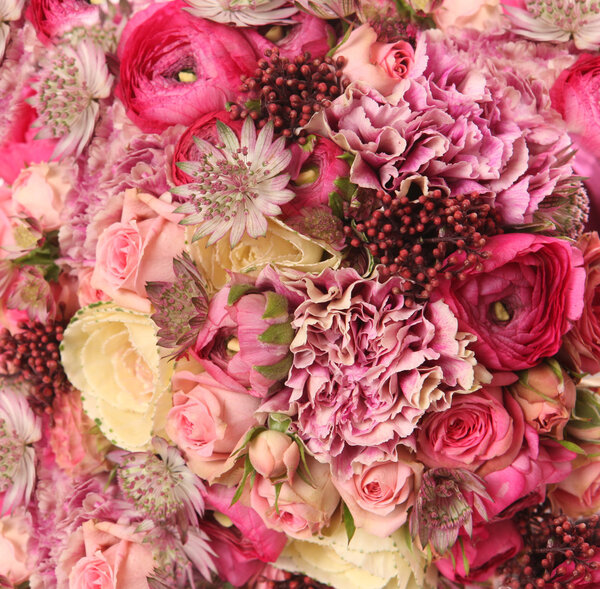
[116,0,259,132]
[269,267,486,474]
[309,29,576,226]
[440,233,585,372]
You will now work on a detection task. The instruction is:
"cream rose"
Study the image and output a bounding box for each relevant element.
[60,302,173,451]
[276,522,438,589]
[187,217,342,293]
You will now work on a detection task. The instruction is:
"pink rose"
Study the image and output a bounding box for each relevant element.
[434,0,502,32]
[165,369,261,482]
[203,485,286,587]
[0,509,31,586]
[509,360,576,438]
[248,430,300,481]
[0,185,13,252]
[561,232,600,374]
[417,386,524,476]
[550,444,600,518]
[59,521,154,589]
[332,447,422,537]
[551,54,600,158]
[116,0,259,132]
[77,268,110,308]
[439,233,585,372]
[90,189,185,312]
[435,520,523,584]
[249,458,340,539]
[194,284,294,397]
[11,162,73,231]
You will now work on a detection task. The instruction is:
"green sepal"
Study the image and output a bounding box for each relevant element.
[326,22,353,57]
[458,537,470,577]
[259,323,295,345]
[337,152,355,164]
[230,425,267,460]
[231,455,255,506]
[268,413,292,433]
[342,502,356,544]
[262,292,289,319]
[274,482,283,515]
[244,99,261,112]
[255,353,293,381]
[557,439,587,455]
[228,283,256,306]
[300,134,317,153]
[104,464,118,492]
[292,434,316,487]
[329,191,345,219]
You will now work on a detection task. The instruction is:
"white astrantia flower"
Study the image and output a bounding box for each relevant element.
[0,387,42,516]
[0,0,24,61]
[184,0,297,26]
[31,40,113,159]
[503,0,600,50]
[172,118,295,248]
[295,0,356,19]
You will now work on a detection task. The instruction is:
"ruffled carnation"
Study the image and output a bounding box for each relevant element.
[263,267,487,474]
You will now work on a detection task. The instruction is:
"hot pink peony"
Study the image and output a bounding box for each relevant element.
[116,0,259,132]
[439,233,585,372]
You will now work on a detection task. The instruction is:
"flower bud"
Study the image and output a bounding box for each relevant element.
[248,430,300,480]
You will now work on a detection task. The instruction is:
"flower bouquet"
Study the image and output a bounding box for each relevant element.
[2,0,600,587]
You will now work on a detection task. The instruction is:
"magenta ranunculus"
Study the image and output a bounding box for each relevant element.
[439,233,585,372]
[264,267,485,475]
[551,54,600,158]
[26,0,100,44]
[116,0,259,133]
[416,386,524,476]
[435,520,523,583]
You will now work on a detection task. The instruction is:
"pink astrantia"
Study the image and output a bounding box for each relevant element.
[173,118,295,247]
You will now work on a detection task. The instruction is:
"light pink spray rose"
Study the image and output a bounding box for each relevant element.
[550,444,600,518]
[0,508,31,586]
[90,189,185,313]
[194,282,294,398]
[561,232,600,374]
[509,360,576,438]
[416,386,525,476]
[333,25,424,95]
[11,162,73,231]
[116,0,259,132]
[165,368,261,482]
[249,457,340,539]
[332,447,422,537]
[439,233,585,372]
[551,54,600,158]
[433,0,502,32]
[248,430,300,481]
[58,520,155,589]
[271,267,484,475]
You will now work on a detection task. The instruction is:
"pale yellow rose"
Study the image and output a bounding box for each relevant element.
[60,302,173,451]
[186,217,342,293]
[276,522,437,589]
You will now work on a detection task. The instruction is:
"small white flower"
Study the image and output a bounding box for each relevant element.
[185,0,297,26]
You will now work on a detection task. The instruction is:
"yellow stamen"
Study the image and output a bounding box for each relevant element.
[492,301,510,322]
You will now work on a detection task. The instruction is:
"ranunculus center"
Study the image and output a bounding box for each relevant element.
[490,300,512,323]
[177,69,197,83]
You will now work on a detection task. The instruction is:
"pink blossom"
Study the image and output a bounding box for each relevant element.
[25,0,100,43]
[248,430,300,481]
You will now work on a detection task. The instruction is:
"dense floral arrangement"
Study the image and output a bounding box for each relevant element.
[2,0,600,588]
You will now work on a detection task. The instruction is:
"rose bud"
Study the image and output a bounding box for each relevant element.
[248,430,300,481]
[509,359,576,438]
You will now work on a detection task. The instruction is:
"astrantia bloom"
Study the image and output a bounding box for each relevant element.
[31,41,113,158]
[110,437,205,525]
[503,0,600,50]
[184,0,297,26]
[296,0,356,18]
[0,388,42,515]
[172,118,295,247]
[0,0,24,61]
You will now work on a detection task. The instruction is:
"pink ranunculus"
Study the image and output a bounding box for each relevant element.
[90,189,185,313]
[435,520,523,584]
[509,360,576,438]
[439,233,585,372]
[332,447,422,538]
[249,458,340,539]
[248,430,299,481]
[481,427,575,521]
[59,520,154,589]
[165,369,261,483]
[549,443,600,518]
[551,54,600,158]
[116,0,259,133]
[194,283,294,398]
[171,111,244,186]
[416,386,524,476]
[561,232,600,374]
[11,162,74,231]
[203,484,287,587]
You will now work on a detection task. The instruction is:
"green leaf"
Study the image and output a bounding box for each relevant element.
[557,439,587,455]
[458,537,470,576]
[227,283,256,305]
[337,152,355,164]
[342,503,356,543]
[244,99,261,112]
[326,22,353,58]
[262,292,289,319]
[274,482,283,515]
[231,455,255,506]
[329,191,345,219]
[259,323,295,345]
[255,354,293,381]
[268,413,292,433]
